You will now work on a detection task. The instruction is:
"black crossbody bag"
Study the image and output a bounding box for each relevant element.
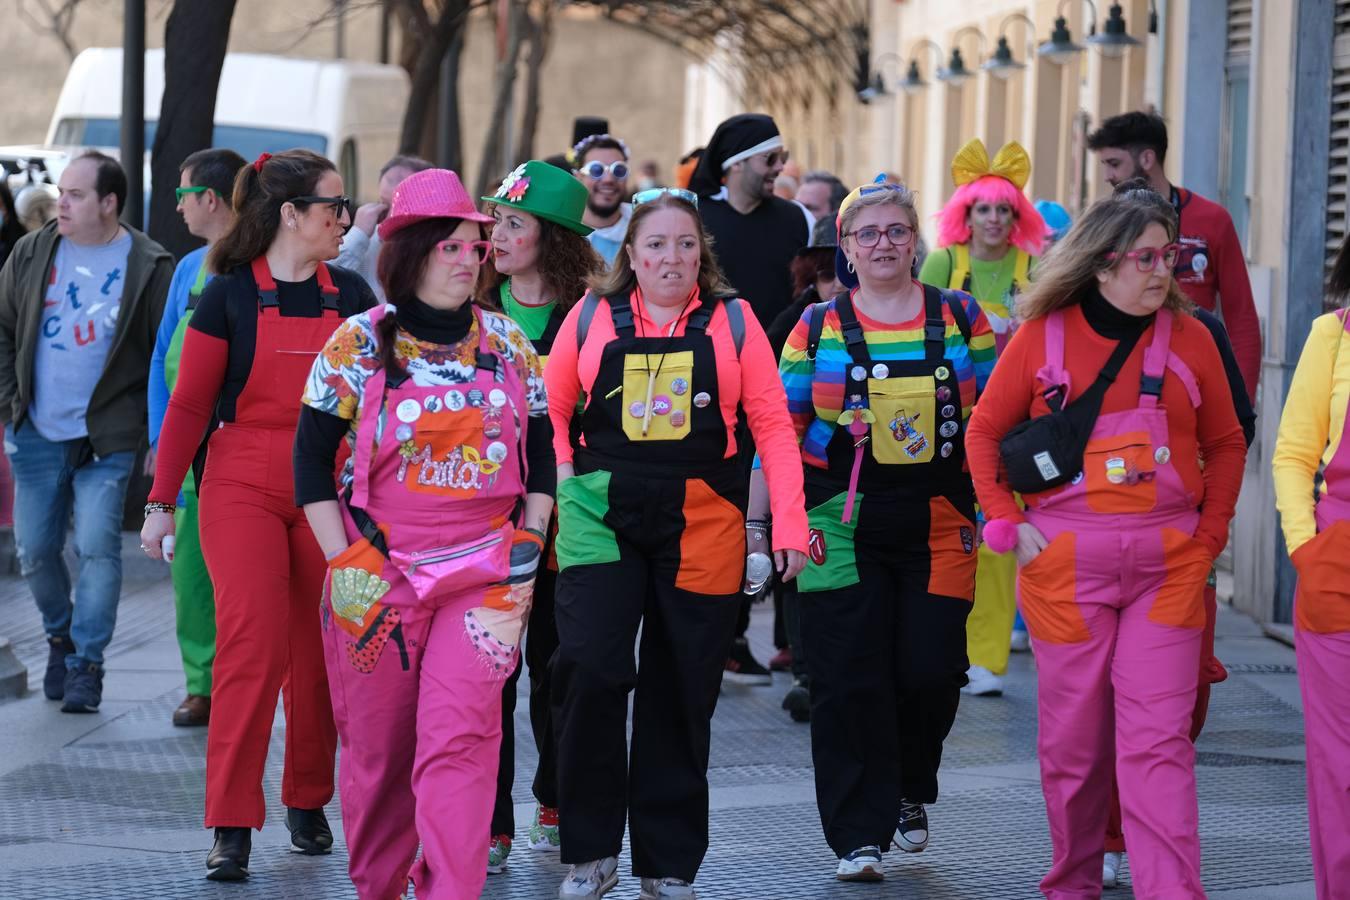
[998,328,1145,493]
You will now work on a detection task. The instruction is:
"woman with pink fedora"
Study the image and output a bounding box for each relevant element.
[294,168,555,899]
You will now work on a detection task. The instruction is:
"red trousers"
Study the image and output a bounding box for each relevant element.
[1104,581,1221,852]
[198,426,337,827]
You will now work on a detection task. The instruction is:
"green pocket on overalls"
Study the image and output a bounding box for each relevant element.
[797,491,861,593]
[555,469,622,571]
[868,375,936,465]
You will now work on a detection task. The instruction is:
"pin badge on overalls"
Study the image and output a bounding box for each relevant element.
[467,388,485,407]
[395,423,413,442]
[1105,456,1128,484]
[693,392,712,408]
[941,404,956,418]
[935,366,951,381]
[396,399,422,423]
[1154,446,1171,464]
[671,377,689,396]
[489,388,507,408]
[482,408,503,438]
[850,365,867,381]
[629,401,647,418]
[423,395,442,413]
[872,363,889,379]
[670,410,686,427]
[939,420,959,438]
[486,441,508,463]
[940,441,954,458]
[651,395,672,416]
[445,390,466,411]
[936,386,952,402]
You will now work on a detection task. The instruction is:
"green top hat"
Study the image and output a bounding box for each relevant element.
[483,160,593,236]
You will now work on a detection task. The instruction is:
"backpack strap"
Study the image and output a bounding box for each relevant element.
[1012,250,1032,291]
[948,244,971,292]
[805,300,828,361]
[1036,310,1070,412]
[1139,308,1174,409]
[940,288,973,348]
[919,284,947,363]
[575,291,602,351]
[721,296,746,357]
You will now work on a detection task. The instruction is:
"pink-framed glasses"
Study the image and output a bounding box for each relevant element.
[1106,243,1181,273]
[436,239,491,265]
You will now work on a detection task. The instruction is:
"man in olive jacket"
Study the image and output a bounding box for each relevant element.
[0,151,173,712]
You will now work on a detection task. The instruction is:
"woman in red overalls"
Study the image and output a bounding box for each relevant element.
[1272,234,1350,900]
[965,190,1246,899]
[141,149,374,882]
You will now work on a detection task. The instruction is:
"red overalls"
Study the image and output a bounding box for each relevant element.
[1017,307,1211,900]
[198,258,339,828]
[1289,312,1350,900]
[319,304,531,900]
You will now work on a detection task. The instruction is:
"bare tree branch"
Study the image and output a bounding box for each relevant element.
[17,0,83,61]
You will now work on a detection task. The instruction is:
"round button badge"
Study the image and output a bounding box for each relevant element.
[670,410,686,427]
[935,366,951,381]
[629,401,647,418]
[445,390,466,412]
[486,442,508,463]
[671,378,689,396]
[941,404,957,419]
[693,392,712,409]
[394,423,413,442]
[1154,446,1171,465]
[489,389,507,408]
[936,386,952,402]
[872,364,889,379]
[423,395,442,413]
[939,442,954,458]
[939,420,959,438]
[467,389,485,407]
[651,395,672,416]
[395,399,422,423]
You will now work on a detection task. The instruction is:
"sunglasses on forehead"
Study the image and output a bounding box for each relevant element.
[632,187,698,208]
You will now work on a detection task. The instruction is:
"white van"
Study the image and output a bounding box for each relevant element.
[45,48,410,202]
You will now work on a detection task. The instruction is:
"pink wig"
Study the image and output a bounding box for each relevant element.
[934,174,1049,256]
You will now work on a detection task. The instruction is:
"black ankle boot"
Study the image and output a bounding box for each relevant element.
[206,827,251,881]
[285,807,333,855]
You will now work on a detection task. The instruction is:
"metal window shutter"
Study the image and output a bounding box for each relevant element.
[1328,2,1350,266]
[1227,0,1253,58]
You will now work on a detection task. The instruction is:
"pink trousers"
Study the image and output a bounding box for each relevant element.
[1296,629,1350,900]
[321,578,506,900]
[1020,520,1209,900]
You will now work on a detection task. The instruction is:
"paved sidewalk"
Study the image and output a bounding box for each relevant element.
[0,556,1317,899]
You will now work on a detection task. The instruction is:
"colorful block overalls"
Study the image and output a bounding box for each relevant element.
[551,293,748,883]
[1018,307,1210,900]
[796,287,978,857]
[198,258,339,829]
[320,303,533,900]
[164,260,215,698]
[1288,312,1350,900]
[946,244,1030,681]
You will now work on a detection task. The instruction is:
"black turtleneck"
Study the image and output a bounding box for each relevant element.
[1080,286,1153,340]
[396,295,473,345]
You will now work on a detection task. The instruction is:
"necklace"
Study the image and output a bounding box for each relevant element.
[635,290,696,436]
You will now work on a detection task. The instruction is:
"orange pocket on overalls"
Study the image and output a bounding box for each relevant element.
[1292,521,1350,633]
[622,351,695,441]
[676,478,745,595]
[1149,528,1210,629]
[1016,532,1091,644]
[868,375,936,465]
[927,495,977,600]
[397,403,502,497]
[1083,430,1157,514]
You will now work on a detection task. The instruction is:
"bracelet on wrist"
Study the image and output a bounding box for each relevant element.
[524,526,547,543]
[144,502,175,517]
[745,518,770,531]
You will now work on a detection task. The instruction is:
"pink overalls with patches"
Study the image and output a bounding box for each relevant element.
[1290,311,1350,900]
[1017,307,1211,900]
[319,304,531,900]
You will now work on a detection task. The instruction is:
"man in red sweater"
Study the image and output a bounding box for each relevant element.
[1088,111,1260,398]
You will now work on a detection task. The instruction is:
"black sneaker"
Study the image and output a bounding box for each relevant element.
[206,827,251,881]
[44,635,75,700]
[59,662,103,713]
[781,676,811,723]
[894,801,929,853]
[286,806,333,855]
[723,638,773,685]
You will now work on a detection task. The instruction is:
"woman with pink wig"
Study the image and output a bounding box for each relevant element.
[919,139,1049,699]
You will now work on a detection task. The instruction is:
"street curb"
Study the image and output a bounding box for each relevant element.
[0,636,26,698]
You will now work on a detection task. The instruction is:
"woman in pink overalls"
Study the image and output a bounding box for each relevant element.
[1272,235,1350,900]
[294,169,555,899]
[966,189,1247,899]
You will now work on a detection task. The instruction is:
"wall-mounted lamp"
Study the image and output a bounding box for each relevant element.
[981,12,1036,80]
[938,26,985,85]
[858,51,904,103]
[900,39,944,94]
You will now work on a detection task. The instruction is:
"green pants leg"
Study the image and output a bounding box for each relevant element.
[173,488,216,696]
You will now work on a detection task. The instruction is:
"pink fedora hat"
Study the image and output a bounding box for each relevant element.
[378,168,493,241]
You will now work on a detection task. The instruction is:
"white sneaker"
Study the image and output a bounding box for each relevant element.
[1009,629,1031,652]
[559,856,619,898]
[836,846,884,881]
[961,665,1005,696]
[1103,851,1123,889]
[639,876,697,899]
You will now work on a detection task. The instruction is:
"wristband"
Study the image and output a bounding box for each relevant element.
[524,526,547,544]
[745,518,770,531]
[144,501,176,517]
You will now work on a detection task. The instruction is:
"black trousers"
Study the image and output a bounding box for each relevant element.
[491,553,561,836]
[798,479,975,856]
[552,469,744,881]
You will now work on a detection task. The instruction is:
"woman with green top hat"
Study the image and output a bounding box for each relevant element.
[479,159,605,873]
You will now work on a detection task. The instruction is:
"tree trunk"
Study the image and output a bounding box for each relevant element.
[473,0,527,198]
[515,0,552,164]
[434,25,466,169]
[399,0,471,156]
[147,0,238,257]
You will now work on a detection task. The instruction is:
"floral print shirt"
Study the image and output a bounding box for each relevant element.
[303,306,547,490]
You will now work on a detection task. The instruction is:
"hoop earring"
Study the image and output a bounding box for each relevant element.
[847,260,856,274]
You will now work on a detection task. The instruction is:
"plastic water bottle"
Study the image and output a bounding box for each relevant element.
[743,552,773,595]
[161,535,175,563]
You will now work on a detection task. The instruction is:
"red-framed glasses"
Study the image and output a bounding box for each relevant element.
[1107,243,1181,273]
[436,239,491,265]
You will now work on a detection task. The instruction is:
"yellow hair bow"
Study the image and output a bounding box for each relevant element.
[950,138,1032,190]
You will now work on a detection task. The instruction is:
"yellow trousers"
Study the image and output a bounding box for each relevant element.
[966,544,1018,674]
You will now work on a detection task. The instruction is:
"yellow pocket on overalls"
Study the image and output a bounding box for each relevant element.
[622,350,695,441]
[867,375,936,465]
